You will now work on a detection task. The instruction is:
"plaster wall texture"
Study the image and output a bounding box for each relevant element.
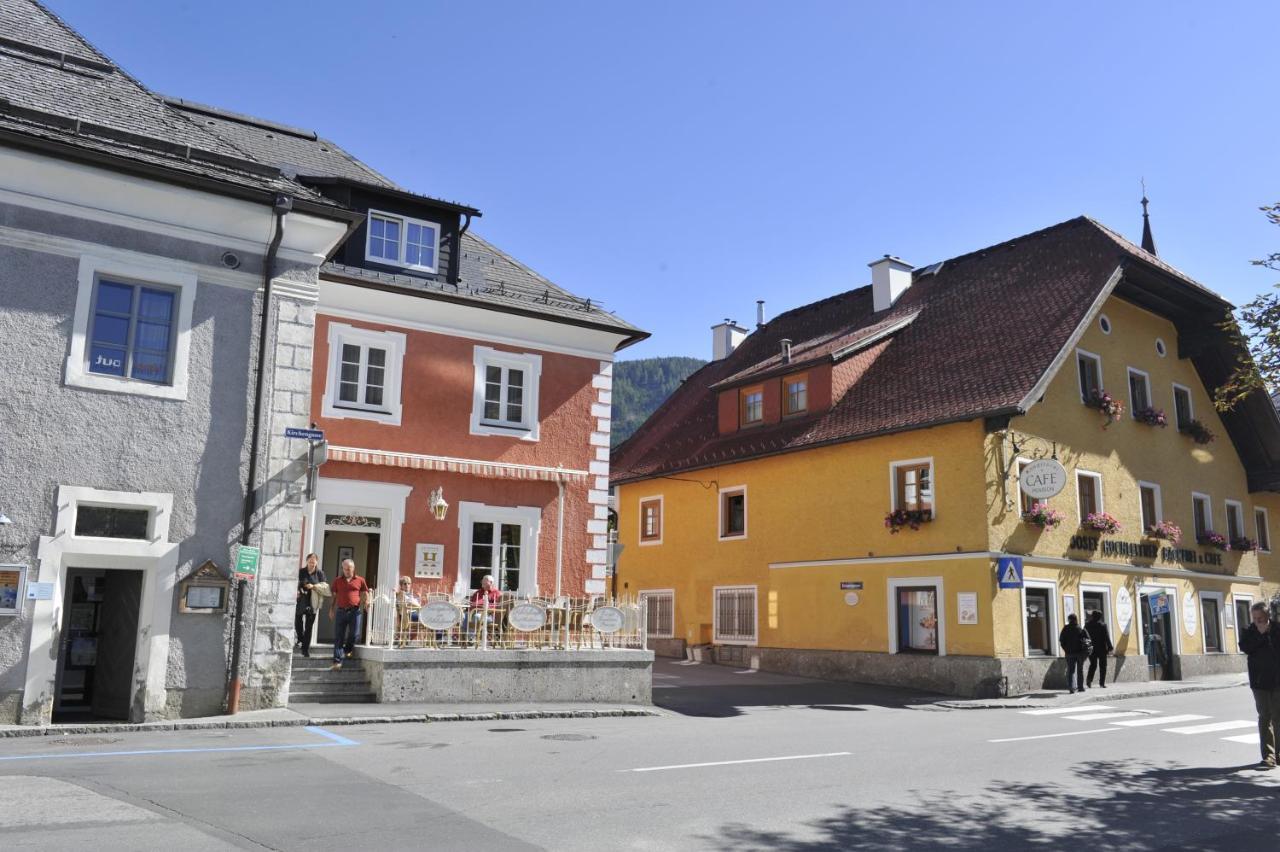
[0,201,318,721]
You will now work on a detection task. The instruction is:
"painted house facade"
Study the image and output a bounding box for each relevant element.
[612,215,1280,698]
[0,0,355,723]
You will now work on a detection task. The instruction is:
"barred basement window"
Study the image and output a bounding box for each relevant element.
[640,591,674,638]
[713,586,757,644]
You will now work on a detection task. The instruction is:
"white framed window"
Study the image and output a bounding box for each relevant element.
[364,209,440,273]
[1137,481,1162,532]
[639,589,674,639]
[1079,583,1112,633]
[1191,492,1213,541]
[1127,367,1152,415]
[639,496,664,546]
[1233,594,1254,652]
[321,322,407,425]
[470,346,542,441]
[713,585,757,645]
[784,373,808,415]
[1257,507,1272,553]
[1225,500,1245,544]
[1076,349,1102,403]
[1076,470,1104,523]
[739,385,764,425]
[890,457,935,517]
[1199,591,1225,653]
[65,255,196,400]
[718,486,747,540]
[1015,457,1038,516]
[888,576,945,656]
[1172,383,1194,432]
[455,501,541,597]
[1023,579,1059,657]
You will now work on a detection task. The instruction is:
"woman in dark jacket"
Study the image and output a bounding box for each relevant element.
[1059,613,1092,694]
[295,552,325,657]
[1084,610,1115,688]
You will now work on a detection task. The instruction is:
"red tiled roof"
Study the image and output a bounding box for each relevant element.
[611,216,1187,484]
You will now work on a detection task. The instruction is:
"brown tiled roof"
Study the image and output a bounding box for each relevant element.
[612,216,1193,484]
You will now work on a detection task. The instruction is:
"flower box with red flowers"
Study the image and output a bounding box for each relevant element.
[884,508,933,533]
[1197,530,1229,550]
[1181,419,1215,445]
[1230,536,1258,553]
[1086,390,1124,426]
[1083,512,1121,534]
[1135,407,1168,427]
[1022,502,1066,530]
[1146,520,1182,545]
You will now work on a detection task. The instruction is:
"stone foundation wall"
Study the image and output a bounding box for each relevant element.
[647,638,687,658]
[1175,652,1246,679]
[359,648,653,704]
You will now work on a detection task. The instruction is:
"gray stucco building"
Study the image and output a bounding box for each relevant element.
[0,0,356,723]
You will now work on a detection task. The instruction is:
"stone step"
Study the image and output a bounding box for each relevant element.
[289,689,378,704]
[291,670,371,685]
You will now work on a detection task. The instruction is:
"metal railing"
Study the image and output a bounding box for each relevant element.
[365,586,648,651]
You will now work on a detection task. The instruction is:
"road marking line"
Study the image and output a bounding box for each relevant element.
[1063,711,1148,721]
[0,726,357,763]
[1109,714,1209,728]
[625,752,851,772]
[1222,732,1261,744]
[1019,706,1115,716]
[989,728,1124,743]
[1163,720,1256,735]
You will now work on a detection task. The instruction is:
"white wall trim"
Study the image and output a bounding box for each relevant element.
[887,575,946,656]
[310,477,413,593]
[321,322,407,426]
[1022,578,1059,658]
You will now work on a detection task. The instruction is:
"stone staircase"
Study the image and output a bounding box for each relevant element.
[289,649,377,704]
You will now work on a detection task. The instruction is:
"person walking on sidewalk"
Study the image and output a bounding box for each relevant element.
[330,558,369,671]
[1084,610,1115,689]
[294,552,325,658]
[1240,601,1280,769]
[1059,613,1092,694]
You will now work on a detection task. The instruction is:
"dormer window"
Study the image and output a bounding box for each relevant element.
[740,385,764,426]
[365,209,440,273]
[785,373,808,415]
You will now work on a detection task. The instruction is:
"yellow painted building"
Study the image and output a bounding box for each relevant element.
[611,216,1280,697]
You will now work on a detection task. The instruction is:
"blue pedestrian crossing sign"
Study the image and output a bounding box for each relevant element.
[997,556,1024,589]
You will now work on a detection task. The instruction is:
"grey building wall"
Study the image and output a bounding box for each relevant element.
[0,198,319,722]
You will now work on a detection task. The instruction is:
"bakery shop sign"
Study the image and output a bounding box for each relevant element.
[1068,535,1224,568]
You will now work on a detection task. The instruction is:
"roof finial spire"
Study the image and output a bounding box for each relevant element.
[1140,179,1157,256]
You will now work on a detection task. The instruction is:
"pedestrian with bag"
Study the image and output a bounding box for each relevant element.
[1084,609,1115,689]
[294,552,325,658]
[1239,601,1280,769]
[1059,613,1092,694]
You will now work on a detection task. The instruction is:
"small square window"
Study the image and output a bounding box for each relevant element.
[368,214,402,261]
[740,386,764,425]
[639,498,663,544]
[893,462,933,515]
[720,488,746,539]
[87,278,177,385]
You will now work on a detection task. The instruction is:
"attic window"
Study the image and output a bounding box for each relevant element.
[365,209,440,273]
[1099,315,1112,334]
[739,386,764,426]
[784,373,808,415]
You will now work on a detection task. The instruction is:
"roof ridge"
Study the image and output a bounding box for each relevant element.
[26,0,110,64]
[930,215,1091,270]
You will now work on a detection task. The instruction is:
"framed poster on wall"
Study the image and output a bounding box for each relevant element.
[415,544,444,578]
[0,565,26,614]
[337,546,355,566]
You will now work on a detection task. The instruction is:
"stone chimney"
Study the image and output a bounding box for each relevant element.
[711,319,749,361]
[869,255,913,312]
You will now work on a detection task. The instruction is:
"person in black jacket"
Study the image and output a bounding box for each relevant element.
[1240,601,1280,769]
[294,552,325,658]
[1059,613,1092,694]
[1084,610,1115,689]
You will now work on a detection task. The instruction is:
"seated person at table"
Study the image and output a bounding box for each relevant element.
[467,574,502,639]
[396,576,422,643]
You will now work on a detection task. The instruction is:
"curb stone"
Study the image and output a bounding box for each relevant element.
[934,678,1248,710]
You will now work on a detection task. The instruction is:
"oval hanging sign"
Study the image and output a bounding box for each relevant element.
[508,602,547,632]
[590,606,626,634]
[420,601,460,631]
[1115,587,1133,634]
[1019,459,1068,500]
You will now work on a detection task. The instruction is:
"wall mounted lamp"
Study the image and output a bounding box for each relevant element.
[429,487,449,521]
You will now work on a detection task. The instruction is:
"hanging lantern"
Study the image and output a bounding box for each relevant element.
[429,486,449,521]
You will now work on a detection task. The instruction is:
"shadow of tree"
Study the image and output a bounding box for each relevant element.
[700,759,1280,850]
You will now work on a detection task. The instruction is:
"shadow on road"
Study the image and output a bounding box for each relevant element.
[697,760,1280,850]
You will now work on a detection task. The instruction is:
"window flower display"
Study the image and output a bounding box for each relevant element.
[1146,520,1182,544]
[1134,407,1167,427]
[884,508,932,533]
[1182,419,1215,445]
[1022,502,1066,530]
[1083,511,1121,534]
[1198,530,1229,550]
[1230,536,1258,553]
[1086,389,1124,427]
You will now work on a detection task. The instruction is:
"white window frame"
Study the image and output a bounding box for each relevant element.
[712,584,758,645]
[718,485,748,541]
[1233,593,1254,652]
[1076,348,1103,403]
[1198,591,1226,654]
[1171,382,1195,430]
[638,495,664,546]
[1191,492,1213,539]
[1257,507,1272,554]
[470,346,542,441]
[1022,578,1059,658]
[638,589,675,639]
[1127,366,1152,416]
[364,208,440,274]
[1137,480,1163,531]
[1076,469,1104,524]
[65,255,196,401]
[1014,456,1037,515]
[321,322,407,425]
[887,576,946,656]
[454,501,541,597]
[1224,500,1245,544]
[889,457,936,518]
[1078,583,1113,633]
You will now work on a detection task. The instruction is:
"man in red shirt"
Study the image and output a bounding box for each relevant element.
[330,559,369,670]
[467,574,502,645]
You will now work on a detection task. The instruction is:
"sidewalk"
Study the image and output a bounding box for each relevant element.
[0,702,660,739]
[935,672,1248,710]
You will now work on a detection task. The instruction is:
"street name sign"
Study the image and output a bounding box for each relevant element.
[997,556,1024,589]
[285,427,325,441]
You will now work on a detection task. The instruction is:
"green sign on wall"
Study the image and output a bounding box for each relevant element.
[234,545,260,581]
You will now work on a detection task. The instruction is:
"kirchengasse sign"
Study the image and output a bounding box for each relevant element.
[1068,535,1225,568]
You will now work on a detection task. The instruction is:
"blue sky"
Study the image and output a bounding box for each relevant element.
[49,1,1278,360]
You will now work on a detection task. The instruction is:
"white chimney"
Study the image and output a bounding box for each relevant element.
[711,319,748,361]
[869,255,913,312]
[756,300,766,329]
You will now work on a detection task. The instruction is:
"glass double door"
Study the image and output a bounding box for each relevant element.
[1139,591,1175,680]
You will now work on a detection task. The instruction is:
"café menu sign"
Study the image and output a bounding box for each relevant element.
[1068,534,1224,567]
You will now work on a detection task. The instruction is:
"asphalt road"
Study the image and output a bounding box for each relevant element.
[2,659,1277,850]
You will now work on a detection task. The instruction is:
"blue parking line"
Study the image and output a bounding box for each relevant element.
[0,726,358,762]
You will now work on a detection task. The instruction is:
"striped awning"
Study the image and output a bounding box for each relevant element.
[327,446,589,483]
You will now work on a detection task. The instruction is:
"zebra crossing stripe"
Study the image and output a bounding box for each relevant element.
[1063,711,1147,721]
[1109,714,1208,727]
[1221,732,1260,744]
[1163,720,1256,735]
[1019,706,1115,716]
